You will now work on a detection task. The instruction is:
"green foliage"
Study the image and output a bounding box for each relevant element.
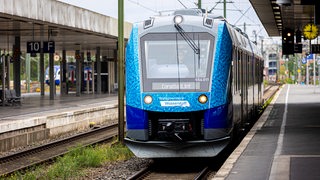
[285,78,294,84]
[6,142,134,180]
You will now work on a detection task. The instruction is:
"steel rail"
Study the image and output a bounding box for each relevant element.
[0,124,118,177]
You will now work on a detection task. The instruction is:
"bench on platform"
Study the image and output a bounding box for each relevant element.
[4,89,21,105]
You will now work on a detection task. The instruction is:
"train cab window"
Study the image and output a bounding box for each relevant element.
[140,32,214,92]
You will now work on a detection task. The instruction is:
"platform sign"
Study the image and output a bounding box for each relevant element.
[294,44,302,53]
[27,41,55,53]
[27,41,41,53]
[43,41,55,53]
[311,44,320,53]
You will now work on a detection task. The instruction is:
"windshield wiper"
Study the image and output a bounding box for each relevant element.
[174,24,200,54]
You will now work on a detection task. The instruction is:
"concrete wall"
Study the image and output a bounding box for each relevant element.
[0,102,119,152]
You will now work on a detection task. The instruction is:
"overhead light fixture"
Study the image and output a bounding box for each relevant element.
[276,0,292,6]
[173,15,183,25]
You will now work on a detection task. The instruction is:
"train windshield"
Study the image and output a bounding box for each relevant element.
[141,32,214,92]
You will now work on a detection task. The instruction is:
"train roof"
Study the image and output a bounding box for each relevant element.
[139,8,263,58]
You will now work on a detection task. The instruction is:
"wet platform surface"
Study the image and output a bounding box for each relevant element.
[216,84,320,180]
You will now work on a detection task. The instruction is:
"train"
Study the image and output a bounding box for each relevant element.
[125,9,264,158]
[45,65,92,86]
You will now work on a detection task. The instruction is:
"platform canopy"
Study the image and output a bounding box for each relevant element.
[250,0,317,37]
[0,0,132,55]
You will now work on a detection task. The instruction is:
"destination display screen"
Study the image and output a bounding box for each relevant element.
[152,82,201,90]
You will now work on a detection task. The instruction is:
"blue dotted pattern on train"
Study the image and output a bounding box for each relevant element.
[126,24,142,109]
[209,22,232,108]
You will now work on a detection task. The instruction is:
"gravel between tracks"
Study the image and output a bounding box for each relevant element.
[0,126,152,180]
[85,157,152,180]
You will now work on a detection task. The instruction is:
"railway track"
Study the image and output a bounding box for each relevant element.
[0,124,118,177]
[128,160,215,180]
[264,84,281,102]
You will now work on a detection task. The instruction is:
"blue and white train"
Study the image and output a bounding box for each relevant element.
[125,9,264,158]
[45,65,92,85]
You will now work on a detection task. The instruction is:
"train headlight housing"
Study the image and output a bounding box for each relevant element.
[198,94,208,104]
[144,95,153,104]
[174,15,183,24]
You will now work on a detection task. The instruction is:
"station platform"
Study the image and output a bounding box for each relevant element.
[215,84,320,180]
[0,92,117,119]
[0,92,118,152]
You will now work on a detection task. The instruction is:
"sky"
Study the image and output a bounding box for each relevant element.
[58,0,270,41]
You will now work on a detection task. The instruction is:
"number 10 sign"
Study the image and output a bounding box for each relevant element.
[27,41,55,53]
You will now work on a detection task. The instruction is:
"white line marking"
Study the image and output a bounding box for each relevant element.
[275,84,290,156]
[269,84,290,180]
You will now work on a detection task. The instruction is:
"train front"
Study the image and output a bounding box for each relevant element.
[125,9,233,158]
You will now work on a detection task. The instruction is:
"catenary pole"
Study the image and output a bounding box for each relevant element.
[224,0,226,18]
[118,0,125,143]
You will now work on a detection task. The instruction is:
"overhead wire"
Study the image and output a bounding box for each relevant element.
[231,2,256,25]
[177,0,188,9]
[127,0,159,13]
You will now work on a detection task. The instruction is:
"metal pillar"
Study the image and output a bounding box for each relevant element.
[13,36,21,97]
[313,54,316,85]
[26,53,30,93]
[49,53,54,100]
[307,58,309,85]
[118,0,125,143]
[224,0,227,18]
[61,50,67,95]
[81,52,85,92]
[92,60,95,94]
[96,47,101,94]
[5,54,9,90]
[40,26,45,96]
[75,50,81,96]
[1,51,5,106]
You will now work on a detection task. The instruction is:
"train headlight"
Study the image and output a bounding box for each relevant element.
[144,95,153,104]
[174,15,183,24]
[198,94,208,104]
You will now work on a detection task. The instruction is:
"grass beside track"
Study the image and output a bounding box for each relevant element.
[4,140,133,180]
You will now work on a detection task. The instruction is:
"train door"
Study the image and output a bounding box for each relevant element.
[240,50,244,126]
[233,47,241,125]
[258,58,263,107]
[242,51,248,125]
[248,53,254,119]
[245,52,249,123]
